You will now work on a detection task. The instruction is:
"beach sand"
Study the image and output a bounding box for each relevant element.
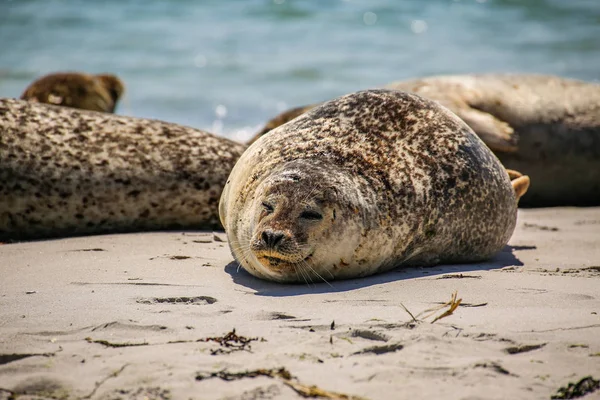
[1,207,599,399]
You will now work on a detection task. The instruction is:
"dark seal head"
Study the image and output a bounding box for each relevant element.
[220,89,529,283]
[20,72,125,113]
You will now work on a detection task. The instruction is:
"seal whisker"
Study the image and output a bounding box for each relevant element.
[298,185,319,208]
[294,263,311,287]
[298,259,333,288]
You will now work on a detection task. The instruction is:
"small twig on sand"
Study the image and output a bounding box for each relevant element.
[401,291,463,324]
[429,291,462,324]
[82,364,129,399]
[399,303,418,324]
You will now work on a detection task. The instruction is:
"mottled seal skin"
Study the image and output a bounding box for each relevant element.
[386,74,600,207]
[0,98,245,241]
[220,90,526,283]
[20,72,125,113]
[255,74,600,207]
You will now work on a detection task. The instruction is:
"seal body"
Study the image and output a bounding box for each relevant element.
[220,90,522,283]
[255,74,600,207]
[20,72,125,113]
[387,74,600,207]
[0,99,245,241]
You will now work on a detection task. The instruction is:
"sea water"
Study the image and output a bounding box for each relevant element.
[1,0,599,141]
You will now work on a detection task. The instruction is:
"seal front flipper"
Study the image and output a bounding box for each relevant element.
[454,106,518,153]
[506,169,530,201]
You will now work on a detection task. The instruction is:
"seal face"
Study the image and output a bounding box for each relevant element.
[0,99,245,241]
[20,72,125,113]
[220,89,523,283]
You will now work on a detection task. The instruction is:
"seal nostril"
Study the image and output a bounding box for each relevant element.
[261,230,285,248]
[271,232,284,247]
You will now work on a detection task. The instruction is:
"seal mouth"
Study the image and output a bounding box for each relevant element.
[256,252,314,269]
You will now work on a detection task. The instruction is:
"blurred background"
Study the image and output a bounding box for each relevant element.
[1,0,598,142]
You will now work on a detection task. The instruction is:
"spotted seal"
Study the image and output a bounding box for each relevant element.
[220,89,529,283]
[386,74,600,207]
[252,74,600,207]
[20,72,125,113]
[0,98,245,241]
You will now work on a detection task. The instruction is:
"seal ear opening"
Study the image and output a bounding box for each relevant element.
[507,169,530,201]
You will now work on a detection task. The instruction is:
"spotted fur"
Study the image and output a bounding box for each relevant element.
[0,98,245,241]
[220,89,520,283]
[387,74,600,207]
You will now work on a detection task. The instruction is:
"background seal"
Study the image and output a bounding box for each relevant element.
[20,72,125,113]
[0,98,245,241]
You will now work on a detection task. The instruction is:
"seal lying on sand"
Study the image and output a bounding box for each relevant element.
[252,74,600,207]
[0,99,245,241]
[20,72,125,113]
[220,90,529,283]
[387,75,600,207]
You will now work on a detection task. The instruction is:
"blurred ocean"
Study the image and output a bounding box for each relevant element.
[1,0,599,142]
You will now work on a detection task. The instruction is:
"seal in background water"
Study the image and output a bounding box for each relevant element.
[0,99,245,241]
[20,72,125,113]
[253,74,599,207]
[220,89,529,283]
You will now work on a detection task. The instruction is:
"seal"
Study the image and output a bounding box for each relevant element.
[0,98,246,241]
[252,74,600,207]
[20,72,125,113]
[220,89,529,283]
[386,74,600,207]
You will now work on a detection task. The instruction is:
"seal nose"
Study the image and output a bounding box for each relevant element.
[261,229,285,249]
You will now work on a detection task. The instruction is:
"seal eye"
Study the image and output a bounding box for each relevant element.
[262,201,274,214]
[300,210,323,221]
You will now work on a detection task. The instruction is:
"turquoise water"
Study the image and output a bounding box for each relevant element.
[1,0,599,141]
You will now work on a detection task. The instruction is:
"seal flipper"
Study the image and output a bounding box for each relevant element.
[506,169,523,180]
[509,170,530,201]
[454,107,518,153]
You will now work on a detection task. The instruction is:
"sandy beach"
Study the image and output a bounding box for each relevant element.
[1,207,599,399]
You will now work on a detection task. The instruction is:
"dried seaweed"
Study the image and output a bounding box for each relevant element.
[85,338,148,348]
[196,367,368,399]
[551,376,599,399]
[197,329,262,355]
[504,343,546,354]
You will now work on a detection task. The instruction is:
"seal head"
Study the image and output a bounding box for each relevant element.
[232,159,373,282]
[20,72,125,113]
